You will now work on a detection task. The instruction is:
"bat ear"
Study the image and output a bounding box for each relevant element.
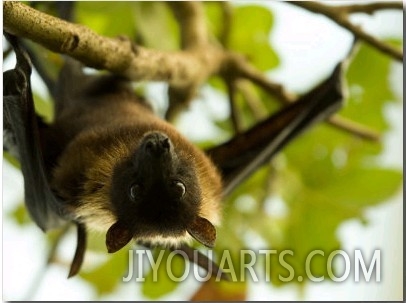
[187,216,216,248]
[106,221,133,253]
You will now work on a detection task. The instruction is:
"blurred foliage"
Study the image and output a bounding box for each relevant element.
[205,3,279,71]
[76,2,137,39]
[3,153,21,169]
[141,249,186,298]
[80,246,131,296]
[8,200,31,226]
[215,41,402,288]
[33,92,54,123]
[3,1,402,301]
[227,5,279,71]
[132,2,180,50]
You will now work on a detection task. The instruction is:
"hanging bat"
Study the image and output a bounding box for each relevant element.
[3,32,344,279]
[4,33,223,277]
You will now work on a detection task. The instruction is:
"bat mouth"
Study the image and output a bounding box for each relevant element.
[140,213,194,235]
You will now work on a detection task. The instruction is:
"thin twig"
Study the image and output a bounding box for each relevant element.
[338,2,403,14]
[236,80,268,121]
[219,2,233,47]
[290,1,403,62]
[334,15,402,61]
[226,79,242,134]
[327,115,381,141]
[226,52,296,104]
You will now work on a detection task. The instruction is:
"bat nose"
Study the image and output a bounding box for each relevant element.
[137,131,177,181]
[142,132,172,157]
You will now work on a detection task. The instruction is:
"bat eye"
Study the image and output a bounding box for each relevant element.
[129,183,141,201]
[173,181,186,198]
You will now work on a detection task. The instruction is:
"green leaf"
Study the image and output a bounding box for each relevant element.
[228,5,279,71]
[268,175,356,286]
[322,168,402,207]
[3,153,21,169]
[86,230,112,253]
[342,42,399,131]
[80,247,131,297]
[133,2,180,50]
[33,92,53,123]
[245,37,402,287]
[9,202,31,226]
[208,76,227,95]
[76,2,136,38]
[215,166,274,262]
[203,2,223,41]
[142,248,184,299]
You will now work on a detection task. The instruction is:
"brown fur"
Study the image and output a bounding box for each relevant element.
[50,91,223,245]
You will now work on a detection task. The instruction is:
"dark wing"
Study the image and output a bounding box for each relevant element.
[3,33,66,230]
[3,33,87,278]
[207,62,345,197]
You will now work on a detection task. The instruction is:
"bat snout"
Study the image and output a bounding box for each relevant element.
[142,132,172,157]
[136,131,178,180]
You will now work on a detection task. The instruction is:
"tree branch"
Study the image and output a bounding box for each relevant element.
[290,1,403,62]
[165,1,214,120]
[327,115,381,141]
[338,2,403,14]
[226,79,242,134]
[225,52,296,104]
[167,1,208,50]
[3,1,224,88]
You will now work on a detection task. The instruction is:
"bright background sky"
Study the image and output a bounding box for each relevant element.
[1,1,403,301]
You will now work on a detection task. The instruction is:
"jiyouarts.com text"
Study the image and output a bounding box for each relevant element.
[122,249,381,283]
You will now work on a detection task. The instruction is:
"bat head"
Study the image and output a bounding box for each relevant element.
[107,131,216,253]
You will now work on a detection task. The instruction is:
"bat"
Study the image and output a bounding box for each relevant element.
[4,33,223,277]
[51,60,224,253]
[3,32,345,280]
